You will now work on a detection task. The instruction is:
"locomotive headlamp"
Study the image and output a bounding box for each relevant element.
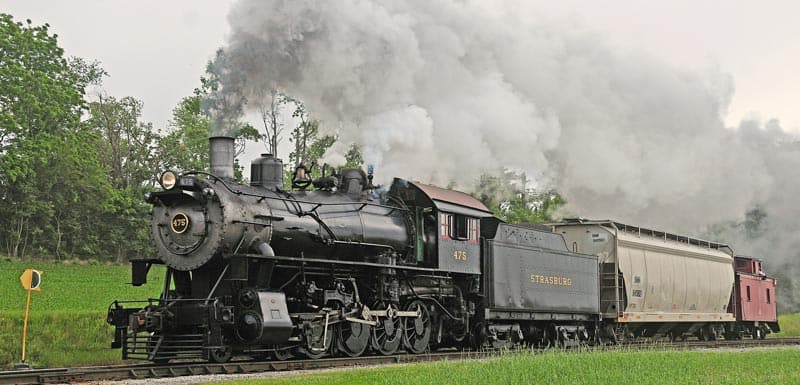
[160,171,177,190]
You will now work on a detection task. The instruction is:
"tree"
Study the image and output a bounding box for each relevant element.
[474,171,565,223]
[343,143,364,168]
[0,15,102,145]
[86,94,160,189]
[0,14,112,259]
[257,89,288,157]
[159,93,214,173]
[84,93,165,260]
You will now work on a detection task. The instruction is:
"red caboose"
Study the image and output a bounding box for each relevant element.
[725,256,780,339]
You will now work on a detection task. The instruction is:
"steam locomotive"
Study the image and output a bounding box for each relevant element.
[107,136,779,363]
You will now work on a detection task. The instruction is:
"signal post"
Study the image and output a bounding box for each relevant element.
[15,269,42,369]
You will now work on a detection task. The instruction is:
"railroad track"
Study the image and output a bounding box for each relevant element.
[3,338,799,385]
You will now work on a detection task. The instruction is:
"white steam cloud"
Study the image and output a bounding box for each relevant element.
[212,0,800,309]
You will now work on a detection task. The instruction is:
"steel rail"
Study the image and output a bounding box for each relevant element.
[1,338,798,384]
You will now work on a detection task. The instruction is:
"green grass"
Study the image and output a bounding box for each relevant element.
[215,349,800,385]
[774,312,800,337]
[0,311,123,368]
[0,258,164,312]
[0,258,164,368]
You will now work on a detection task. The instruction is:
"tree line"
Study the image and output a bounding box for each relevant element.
[0,14,560,262]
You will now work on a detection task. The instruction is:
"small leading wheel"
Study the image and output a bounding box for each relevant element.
[209,346,232,363]
[337,321,372,357]
[371,305,403,355]
[402,300,431,354]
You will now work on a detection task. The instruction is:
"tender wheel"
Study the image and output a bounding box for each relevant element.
[540,328,552,349]
[337,321,372,357]
[403,300,431,354]
[371,307,403,355]
[209,346,232,363]
[540,324,557,349]
[696,328,708,341]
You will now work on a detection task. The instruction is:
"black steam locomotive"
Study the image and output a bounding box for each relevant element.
[107,136,600,362]
[107,136,778,363]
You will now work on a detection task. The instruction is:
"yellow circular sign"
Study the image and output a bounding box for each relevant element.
[20,269,42,291]
[171,212,190,234]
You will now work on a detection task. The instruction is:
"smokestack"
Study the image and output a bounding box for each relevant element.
[209,136,235,179]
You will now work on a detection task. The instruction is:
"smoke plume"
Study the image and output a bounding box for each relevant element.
[211,1,800,310]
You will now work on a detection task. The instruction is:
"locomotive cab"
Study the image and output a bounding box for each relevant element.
[388,179,493,272]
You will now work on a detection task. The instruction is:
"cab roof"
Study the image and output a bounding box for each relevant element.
[410,181,494,218]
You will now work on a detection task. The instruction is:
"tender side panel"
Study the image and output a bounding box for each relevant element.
[486,224,599,315]
[736,274,778,323]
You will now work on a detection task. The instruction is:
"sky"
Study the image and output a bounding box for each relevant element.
[3,0,799,133]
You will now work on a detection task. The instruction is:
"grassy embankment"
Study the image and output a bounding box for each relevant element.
[0,258,163,368]
[215,349,800,385]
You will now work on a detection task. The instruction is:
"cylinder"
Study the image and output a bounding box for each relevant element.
[209,136,235,179]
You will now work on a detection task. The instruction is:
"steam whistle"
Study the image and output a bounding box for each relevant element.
[366,164,376,189]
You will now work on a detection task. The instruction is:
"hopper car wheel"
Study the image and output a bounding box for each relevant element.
[697,332,706,341]
[403,300,432,354]
[710,329,718,341]
[337,321,372,357]
[371,305,403,355]
[697,325,718,341]
[760,326,768,340]
[696,328,709,341]
[209,346,232,363]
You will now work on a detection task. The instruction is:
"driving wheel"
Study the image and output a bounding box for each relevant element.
[402,300,431,354]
